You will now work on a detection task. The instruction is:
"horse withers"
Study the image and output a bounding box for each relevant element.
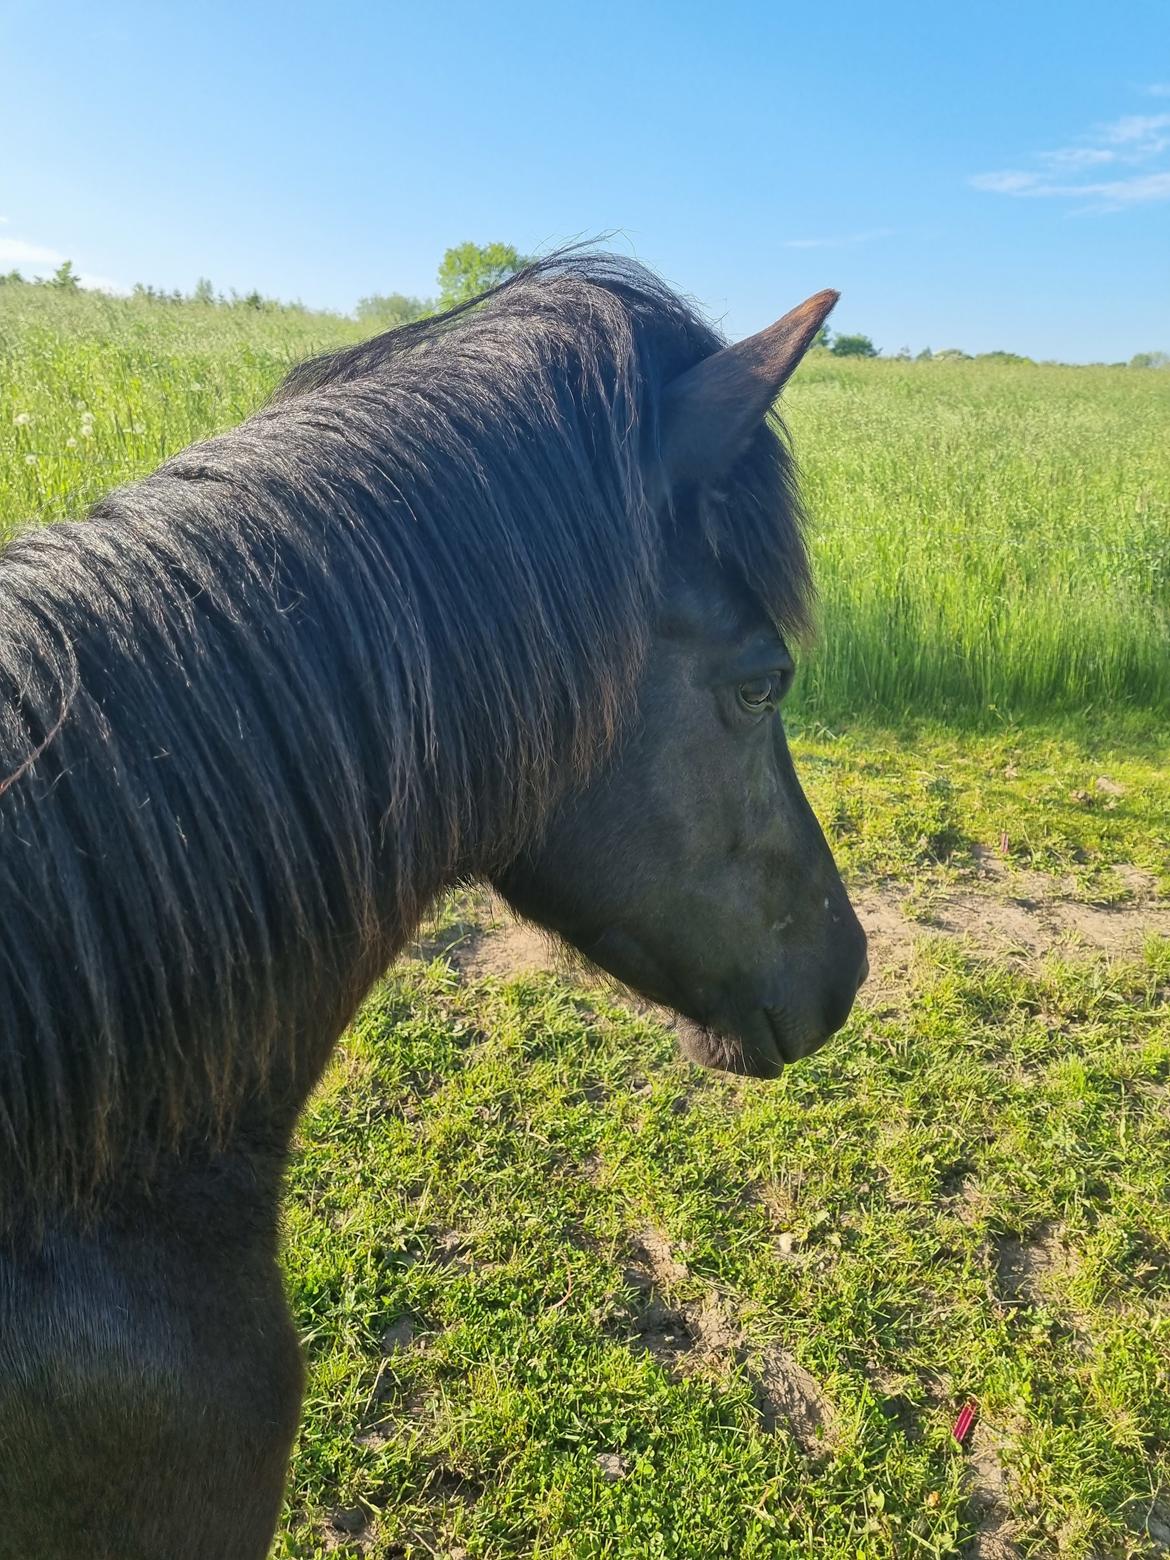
[0,256,865,1558]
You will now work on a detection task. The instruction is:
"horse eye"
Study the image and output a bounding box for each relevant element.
[737,677,776,714]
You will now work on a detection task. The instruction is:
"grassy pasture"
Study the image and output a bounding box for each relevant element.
[790,358,1169,720]
[2,287,1169,1556]
[0,286,364,527]
[282,919,1170,1558]
[3,285,1168,725]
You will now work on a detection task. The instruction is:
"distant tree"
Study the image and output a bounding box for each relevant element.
[830,332,878,358]
[977,350,1031,365]
[437,242,530,308]
[895,344,912,360]
[48,260,81,291]
[810,322,832,350]
[0,269,25,286]
[193,277,216,305]
[915,346,933,361]
[1130,350,1170,369]
[356,291,432,327]
[132,282,186,305]
[933,347,971,361]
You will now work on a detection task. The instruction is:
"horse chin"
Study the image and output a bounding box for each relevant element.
[570,927,791,1080]
[674,1013,785,1080]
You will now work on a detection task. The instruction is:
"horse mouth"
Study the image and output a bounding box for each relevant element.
[675,1008,787,1079]
[572,926,794,1079]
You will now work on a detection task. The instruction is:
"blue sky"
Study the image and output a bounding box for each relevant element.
[2,0,1167,360]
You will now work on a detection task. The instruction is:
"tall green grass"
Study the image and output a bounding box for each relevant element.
[2,287,1166,722]
[0,286,363,525]
[786,356,1169,721]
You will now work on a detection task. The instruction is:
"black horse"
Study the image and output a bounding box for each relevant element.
[0,255,866,1558]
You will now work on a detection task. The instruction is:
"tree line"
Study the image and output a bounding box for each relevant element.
[2,247,1165,368]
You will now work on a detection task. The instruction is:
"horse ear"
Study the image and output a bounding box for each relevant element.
[658,289,839,490]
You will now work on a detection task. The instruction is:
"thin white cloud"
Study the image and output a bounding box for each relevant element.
[1144,83,1170,97]
[972,169,1170,207]
[780,228,894,249]
[973,106,1170,208]
[1075,170,1170,203]
[1040,146,1116,170]
[1104,113,1166,141]
[0,237,65,267]
[1104,112,1166,142]
[971,171,1040,194]
[0,235,123,292]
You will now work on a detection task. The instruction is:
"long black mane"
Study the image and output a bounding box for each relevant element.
[0,254,811,1219]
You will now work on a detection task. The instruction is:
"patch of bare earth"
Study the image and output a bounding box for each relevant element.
[1130,1492,1170,1556]
[451,919,557,981]
[994,1224,1071,1308]
[410,887,556,980]
[409,866,1168,1006]
[631,1227,688,1286]
[963,1421,1020,1559]
[752,1343,841,1454]
[321,1507,374,1554]
[856,861,1169,993]
[619,1229,842,1456]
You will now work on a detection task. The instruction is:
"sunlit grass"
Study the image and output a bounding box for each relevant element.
[275,932,1170,1558]
[3,288,1167,725]
[0,286,364,526]
[786,354,1169,721]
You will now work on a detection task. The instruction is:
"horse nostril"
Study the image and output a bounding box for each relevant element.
[857,955,870,990]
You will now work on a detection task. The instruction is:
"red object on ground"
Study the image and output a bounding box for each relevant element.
[952,1400,979,1445]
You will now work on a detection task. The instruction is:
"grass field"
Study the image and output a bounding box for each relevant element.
[2,286,1169,1557]
[3,284,1167,725]
[789,358,1169,719]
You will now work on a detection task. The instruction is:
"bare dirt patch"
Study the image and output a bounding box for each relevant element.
[963,1421,1019,1559]
[856,860,1169,982]
[379,1317,417,1356]
[595,1451,630,1482]
[453,919,556,981]
[617,1230,842,1453]
[321,1509,374,1554]
[621,1231,693,1364]
[410,888,557,981]
[627,1295,694,1364]
[935,888,1170,961]
[631,1228,688,1287]
[1132,1492,1170,1555]
[753,1343,843,1454]
[994,1224,1070,1308]
[409,865,1168,1005]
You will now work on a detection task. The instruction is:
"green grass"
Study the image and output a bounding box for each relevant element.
[786,354,1170,720]
[277,914,1170,1558]
[3,290,1169,1555]
[3,288,1167,724]
[0,286,364,526]
[789,719,1170,891]
[272,724,1170,1558]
